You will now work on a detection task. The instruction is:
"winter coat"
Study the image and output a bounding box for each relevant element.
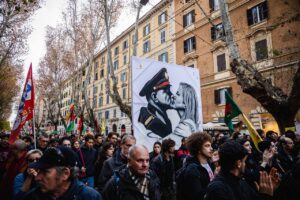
[97,149,127,191]
[176,156,213,200]
[204,170,272,200]
[23,179,102,200]
[77,146,97,178]
[102,166,160,200]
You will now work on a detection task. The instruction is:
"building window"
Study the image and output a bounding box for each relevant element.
[93,97,96,108]
[143,40,150,53]
[255,39,268,61]
[94,61,99,71]
[184,36,196,53]
[247,1,268,26]
[105,111,109,119]
[106,95,110,104]
[132,33,138,44]
[94,72,98,81]
[99,96,103,107]
[123,54,127,65]
[160,30,166,43]
[100,84,103,91]
[158,11,167,25]
[123,40,128,50]
[93,86,98,95]
[82,69,85,76]
[217,53,226,72]
[98,112,102,119]
[121,72,127,83]
[100,69,104,78]
[113,59,119,70]
[211,23,225,41]
[114,46,119,56]
[113,109,116,118]
[209,0,220,12]
[183,10,195,27]
[188,64,194,68]
[101,57,105,64]
[143,24,150,36]
[214,87,232,105]
[122,88,126,99]
[158,52,168,63]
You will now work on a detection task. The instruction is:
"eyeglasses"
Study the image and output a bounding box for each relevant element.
[63,144,71,147]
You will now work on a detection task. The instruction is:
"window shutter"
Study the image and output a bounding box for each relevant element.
[211,26,216,40]
[217,54,226,71]
[184,40,188,53]
[192,10,195,23]
[183,14,187,27]
[166,53,168,62]
[214,89,220,104]
[262,1,268,20]
[255,39,268,61]
[158,14,161,25]
[192,37,196,50]
[209,0,215,11]
[227,87,232,97]
[247,9,253,26]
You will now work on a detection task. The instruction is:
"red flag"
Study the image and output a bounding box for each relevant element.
[77,113,83,135]
[9,64,34,144]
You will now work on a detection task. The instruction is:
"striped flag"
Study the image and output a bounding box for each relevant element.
[9,64,34,144]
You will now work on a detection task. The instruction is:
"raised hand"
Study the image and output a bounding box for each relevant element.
[258,171,274,196]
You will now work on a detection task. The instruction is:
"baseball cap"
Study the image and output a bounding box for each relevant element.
[29,146,77,169]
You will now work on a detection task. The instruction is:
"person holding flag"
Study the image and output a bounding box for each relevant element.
[224,91,263,151]
[9,64,35,145]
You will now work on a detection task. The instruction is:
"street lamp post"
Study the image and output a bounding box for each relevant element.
[132,0,149,56]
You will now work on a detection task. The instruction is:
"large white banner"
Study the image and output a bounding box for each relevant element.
[131,56,203,150]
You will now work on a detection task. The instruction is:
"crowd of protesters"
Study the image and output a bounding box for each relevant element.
[0,128,300,200]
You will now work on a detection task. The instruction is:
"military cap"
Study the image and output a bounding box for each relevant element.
[139,68,170,97]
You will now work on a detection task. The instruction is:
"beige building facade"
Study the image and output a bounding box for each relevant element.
[173,0,300,132]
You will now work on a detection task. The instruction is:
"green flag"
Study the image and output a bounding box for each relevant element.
[224,91,242,134]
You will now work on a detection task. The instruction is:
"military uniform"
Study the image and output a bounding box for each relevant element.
[139,68,173,138]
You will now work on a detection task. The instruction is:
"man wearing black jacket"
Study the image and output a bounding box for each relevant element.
[177,132,214,200]
[97,134,136,191]
[204,141,274,200]
[103,145,160,200]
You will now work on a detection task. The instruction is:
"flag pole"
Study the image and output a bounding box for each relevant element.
[32,108,36,149]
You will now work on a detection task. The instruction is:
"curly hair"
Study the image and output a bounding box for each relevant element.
[161,138,175,153]
[186,132,212,157]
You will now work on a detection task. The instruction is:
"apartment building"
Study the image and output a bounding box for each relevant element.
[174,0,300,132]
[55,0,176,134]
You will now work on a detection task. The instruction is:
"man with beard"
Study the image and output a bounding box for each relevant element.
[138,68,174,138]
[177,132,214,200]
[204,141,274,200]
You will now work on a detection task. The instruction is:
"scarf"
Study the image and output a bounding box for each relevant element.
[128,169,150,200]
